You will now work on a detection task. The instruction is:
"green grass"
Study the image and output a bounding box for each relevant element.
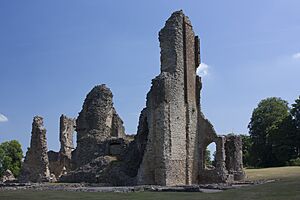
[245,166,300,181]
[1,167,300,200]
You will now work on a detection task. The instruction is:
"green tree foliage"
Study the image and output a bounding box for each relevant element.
[291,96,300,157]
[0,140,23,177]
[205,148,212,166]
[240,134,253,167]
[248,97,294,167]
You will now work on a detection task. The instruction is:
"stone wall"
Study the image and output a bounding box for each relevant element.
[0,169,16,183]
[59,85,137,185]
[75,84,126,167]
[225,135,245,181]
[21,10,245,186]
[197,114,230,183]
[137,10,202,186]
[136,10,244,186]
[47,115,75,179]
[19,116,50,182]
[59,115,75,159]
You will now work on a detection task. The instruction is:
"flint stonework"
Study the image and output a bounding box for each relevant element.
[22,10,244,186]
[136,10,244,185]
[19,116,50,182]
[75,84,126,167]
[225,135,245,181]
[60,114,75,159]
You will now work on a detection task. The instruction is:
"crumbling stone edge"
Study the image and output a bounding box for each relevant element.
[0,180,276,193]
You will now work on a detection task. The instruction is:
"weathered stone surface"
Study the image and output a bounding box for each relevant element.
[60,134,144,186]
[47,115,75,180]
[47,151,71,180]
[24,10,244,186]
[59,85,136,184]
[75,84,126,167]
[0,169,16,183]
[60,115,75,159]
[59,107,148,185]
[47,150,60,178]
[136,10,244,186]
[19,116,50,182]
[59,156,116,184]
[225,135,245,181]
[137,10,201,186]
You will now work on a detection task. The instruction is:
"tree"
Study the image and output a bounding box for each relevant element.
[0,140,23,177]
[291,96,300,157]
[205,148,212,166]
[248,97,292,167]
[268,115,296,165]
[240,134,253,167]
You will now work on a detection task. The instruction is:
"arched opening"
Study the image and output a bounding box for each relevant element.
[205,142,216,169]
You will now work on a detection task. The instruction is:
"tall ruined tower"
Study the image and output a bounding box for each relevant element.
[19,116,50,182]
[137,10,201,186]
[136,10,245,186]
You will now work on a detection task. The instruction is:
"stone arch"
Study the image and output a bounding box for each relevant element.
[204,142,216,169]
[199,136,229,183]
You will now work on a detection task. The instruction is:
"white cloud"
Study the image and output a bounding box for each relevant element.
[0,113,8,122]
[197,63,209,76]
[292,52,300,59]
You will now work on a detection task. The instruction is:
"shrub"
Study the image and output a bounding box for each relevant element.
[288,158,300,166]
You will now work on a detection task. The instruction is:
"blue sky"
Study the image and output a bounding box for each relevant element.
[0,0,299,153]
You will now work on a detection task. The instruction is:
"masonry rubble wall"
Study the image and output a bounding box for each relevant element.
[137,10,201,186]
[59,85,140,185]
[0,169,16,183]
[60,114,76,158]
[46,115,76,179]
[19,116,50,182]
[136,10,245,186]
[225,135,245,181]
[74,84,126,167]
[22,10,245,186]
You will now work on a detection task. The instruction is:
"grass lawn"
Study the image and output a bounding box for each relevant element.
[0,166,299,200]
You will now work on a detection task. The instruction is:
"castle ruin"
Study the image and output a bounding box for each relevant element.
[20,10,244,186]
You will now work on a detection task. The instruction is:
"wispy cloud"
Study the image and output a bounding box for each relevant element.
[0,113,8,122]
[197,63,209,77]
[292,52,300,59]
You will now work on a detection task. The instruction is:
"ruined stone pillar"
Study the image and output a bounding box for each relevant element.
[19,116,50,182]
[59,114,75,159]
[225,135,245,181]
[215,136,226,171]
